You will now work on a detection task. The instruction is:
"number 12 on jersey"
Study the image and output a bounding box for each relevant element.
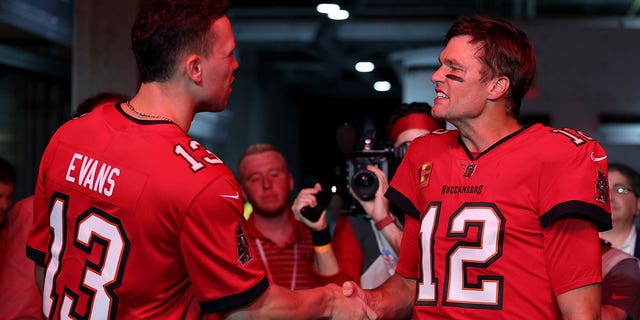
[417,202,505,309]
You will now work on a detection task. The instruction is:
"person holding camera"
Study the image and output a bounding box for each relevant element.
[292,102,442,289]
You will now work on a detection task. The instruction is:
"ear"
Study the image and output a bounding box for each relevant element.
[186,54,202,83]
[488,76,509,100]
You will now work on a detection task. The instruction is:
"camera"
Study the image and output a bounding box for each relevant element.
[345,137,396,201]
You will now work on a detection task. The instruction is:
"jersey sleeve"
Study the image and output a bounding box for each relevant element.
[385,139,426,221]
[538,130,611,231]
[386,138,433,279]
[180,175,268,314]
[394,212,421,280]
[543,217,602,295]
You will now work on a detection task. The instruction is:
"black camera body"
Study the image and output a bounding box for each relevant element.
[300,189,331,222]
[346,138,395,201]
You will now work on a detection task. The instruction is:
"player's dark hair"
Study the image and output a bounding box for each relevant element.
[74,92,129,118]
[131,0,229,83]
[446,16,536,118]
[609,162,640,196]
[0,157,16,184]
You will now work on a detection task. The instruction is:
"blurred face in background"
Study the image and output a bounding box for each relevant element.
[608,170,640,226]
[239,150,294,218]
[0,181,14,223]
[393,128,431,148]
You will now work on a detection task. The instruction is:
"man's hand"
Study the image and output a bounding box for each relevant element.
[328,283,377,320]
[350,165,390,222]
[291,182,328,230]
[342,280,367,301]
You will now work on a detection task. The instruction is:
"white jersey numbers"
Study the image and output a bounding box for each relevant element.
[174,139,223,173]
[43,193,129,320]
[551,128,594,146]
[417,202,505,309]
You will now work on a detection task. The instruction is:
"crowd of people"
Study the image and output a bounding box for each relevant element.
[0,0,638,319]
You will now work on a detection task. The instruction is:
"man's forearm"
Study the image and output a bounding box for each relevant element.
[557,283,601,320]
[223,284,374,319]
[365,274,415,319]
[314,249,340,275]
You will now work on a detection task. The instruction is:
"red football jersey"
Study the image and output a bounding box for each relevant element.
[387,124,611,319]
[27,103,267,319]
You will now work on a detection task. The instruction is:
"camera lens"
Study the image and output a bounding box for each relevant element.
[350,170,379,200]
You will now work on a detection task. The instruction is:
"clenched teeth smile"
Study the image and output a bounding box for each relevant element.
[436,92,449,99]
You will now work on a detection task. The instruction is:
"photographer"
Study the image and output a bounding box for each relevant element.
[292,102,442,289]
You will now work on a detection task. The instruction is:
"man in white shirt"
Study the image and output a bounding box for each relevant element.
[601,163,640,260]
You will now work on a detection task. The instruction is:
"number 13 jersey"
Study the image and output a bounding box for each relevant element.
[27,103,267,319]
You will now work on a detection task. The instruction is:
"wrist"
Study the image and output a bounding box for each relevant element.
[313,243,333,253]
[311,227,331,246]
[375,213,395,231]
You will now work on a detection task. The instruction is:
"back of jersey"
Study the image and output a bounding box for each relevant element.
[27,103,264,319]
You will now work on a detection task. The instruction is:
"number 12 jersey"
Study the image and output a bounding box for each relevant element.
[387,124,611,319]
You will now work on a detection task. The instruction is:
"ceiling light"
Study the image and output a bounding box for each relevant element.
[316,3,340,14]
[374,81,391,92]
[355,62,375,73]
[328,9,349,20]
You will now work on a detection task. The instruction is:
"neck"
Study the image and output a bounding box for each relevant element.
[456,114,521,153]
[131,83,195,132]
[252,210,293,246]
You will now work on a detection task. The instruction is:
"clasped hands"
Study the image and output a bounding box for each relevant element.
[329,281,377,320]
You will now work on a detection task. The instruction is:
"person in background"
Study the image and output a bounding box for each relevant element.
[0,196,40,319]
[0,91,128,320]
[25,0,374,318]
[0,156,16,265]
[600,239,640,320]
[342,15,611,319]
[73,91,129,118]
[237,143,319,290]
[601,162,640,260]
[0,157,14,228]
[292,102,443,289]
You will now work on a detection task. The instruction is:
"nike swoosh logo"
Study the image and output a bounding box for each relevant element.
[590,152,607,162]
[611,293,630,300]
[221,192,240,200]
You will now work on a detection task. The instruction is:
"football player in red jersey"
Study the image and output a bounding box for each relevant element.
[26,0,374,319]
[342,16,612,319]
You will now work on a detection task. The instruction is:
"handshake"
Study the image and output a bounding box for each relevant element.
[324,281,378,320]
